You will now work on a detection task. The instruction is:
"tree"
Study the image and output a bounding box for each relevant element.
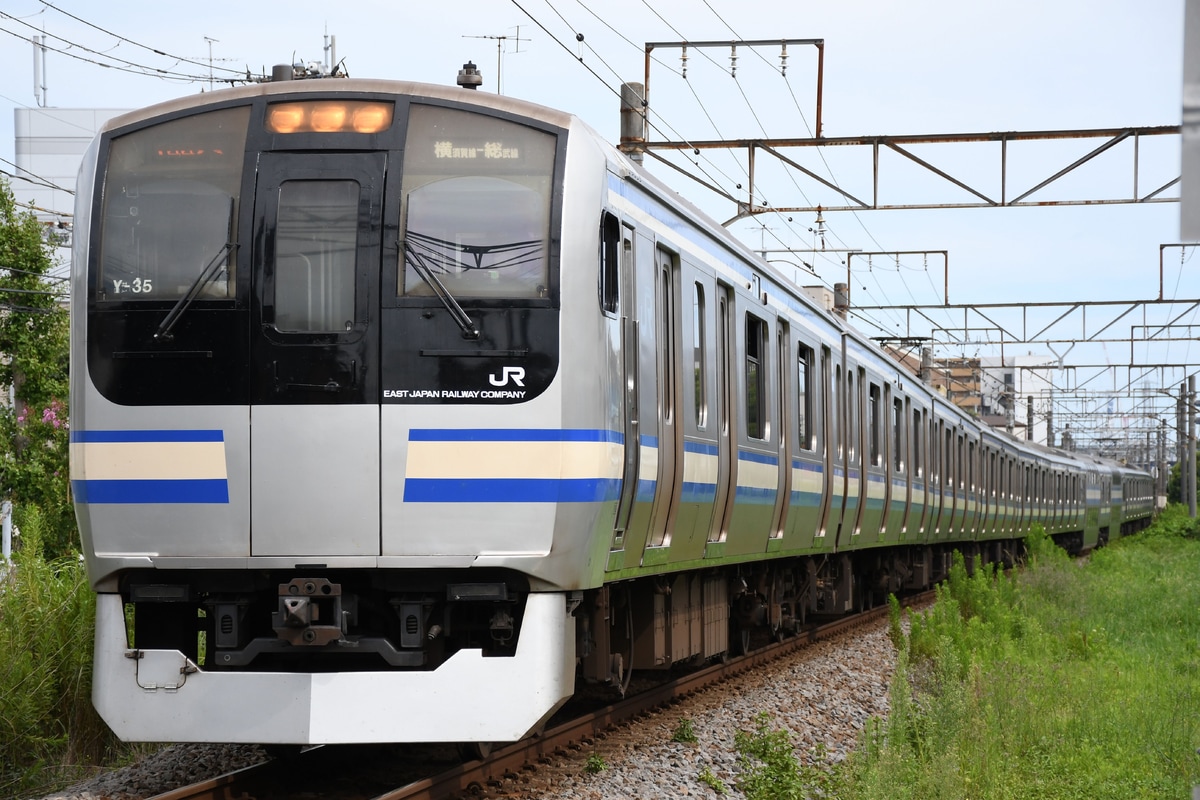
[0,177,73,556]
[1166,460,1199,507]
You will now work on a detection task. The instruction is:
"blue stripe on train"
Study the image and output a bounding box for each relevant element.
[72,478,229,504]
[70,429,224,443]
[404,477,623,503]
[409,428,622,443]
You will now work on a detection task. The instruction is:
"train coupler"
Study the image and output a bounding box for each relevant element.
[272,577,347,646]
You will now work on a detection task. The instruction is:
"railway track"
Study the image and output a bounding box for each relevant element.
[147,591,932,800]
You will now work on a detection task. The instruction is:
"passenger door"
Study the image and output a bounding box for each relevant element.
[248,152,383,556]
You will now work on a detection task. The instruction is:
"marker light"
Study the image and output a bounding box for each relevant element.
[266,101,393,134]
[309,104,347,132]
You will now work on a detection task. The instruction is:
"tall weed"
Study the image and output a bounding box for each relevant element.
[0,507,119,797]
[837,515,1200,799]
[735,712,834,800]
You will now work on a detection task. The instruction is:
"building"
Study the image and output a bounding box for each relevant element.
[11,107,129,275]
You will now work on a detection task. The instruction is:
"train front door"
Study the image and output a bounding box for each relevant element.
[248,152,383,556]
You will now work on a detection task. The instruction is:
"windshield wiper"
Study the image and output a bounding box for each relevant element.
[404,241,479,340]
[153,242,237,342]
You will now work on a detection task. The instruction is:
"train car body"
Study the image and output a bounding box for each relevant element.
[70,78,1152,746]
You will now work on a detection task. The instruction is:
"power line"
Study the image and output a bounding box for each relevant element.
[0,158,74,195]
[37,0,245,77]
[0,265,69,284]
[0,16,232,84]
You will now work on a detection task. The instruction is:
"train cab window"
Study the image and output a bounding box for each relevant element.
[399,104,556,299]
[745,314,767,439]
[273,180,358,332]
[98,105,250,301]
[797,345,813,450]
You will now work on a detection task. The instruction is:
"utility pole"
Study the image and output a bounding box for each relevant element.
[1159,417,1167,503]
[204,37,218,91]
[324,30,338,75]
[1190,376,1196,518]
[31,35,47,107]
[1180,383,1187,485]
[464,28,529,94]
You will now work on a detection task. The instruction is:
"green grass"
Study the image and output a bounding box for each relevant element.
[734,712,835,800]
[671,717,699,743]
[0,507,127,799]
[831,512,1200,799]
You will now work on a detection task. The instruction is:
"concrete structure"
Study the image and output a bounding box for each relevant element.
[979,354,1058,446]
[11,107,129,275]
[881,344,1059,446]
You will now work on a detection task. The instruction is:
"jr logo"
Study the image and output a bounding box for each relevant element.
[489,366,526,387]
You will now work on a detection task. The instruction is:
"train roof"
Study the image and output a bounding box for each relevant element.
[99,77,578,137]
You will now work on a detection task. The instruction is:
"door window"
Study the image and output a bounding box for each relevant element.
[274,180,359,332]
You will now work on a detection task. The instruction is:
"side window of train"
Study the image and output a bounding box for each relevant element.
[745,313,767,440]
[833,364,842,459]
[846,370,856,463]
[957,435,965,491]
[599,212,619,315]
[912,409,922,477]
[968,440,975,492]
[796,344,813,451]
[820,347,831,457]
[868,383,881,467]
[693,282,707,428]
[893,396,904,472]
[944,426,953,488]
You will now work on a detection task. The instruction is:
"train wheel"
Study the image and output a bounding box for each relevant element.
[457,741,493,761]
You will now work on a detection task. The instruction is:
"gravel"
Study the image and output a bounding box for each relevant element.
[35,744,269,800]
[496,617,899,799]
[36,616,900,800]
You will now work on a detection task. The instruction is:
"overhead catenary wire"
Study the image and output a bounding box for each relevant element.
[682,3,939,334]
[1,158,74,195]
[36,0,246,77]
[512,1,909,336]
[0,14,243,85]
[514,0,745,198]
[1,264,70,283]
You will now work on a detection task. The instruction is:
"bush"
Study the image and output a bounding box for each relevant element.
[0,508,118,797]
[734,712,833,800]
[838,517,1200,798]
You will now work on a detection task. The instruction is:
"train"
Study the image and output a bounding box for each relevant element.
[69,73,1154,747]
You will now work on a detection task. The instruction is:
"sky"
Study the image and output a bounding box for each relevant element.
[0,0,1190,444]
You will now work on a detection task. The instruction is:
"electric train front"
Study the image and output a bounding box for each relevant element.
[71,81,581,744]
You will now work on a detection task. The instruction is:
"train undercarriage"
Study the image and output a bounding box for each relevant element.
[123,541,1023,688]
[576,541,1023,690]
[101,537,1040,744]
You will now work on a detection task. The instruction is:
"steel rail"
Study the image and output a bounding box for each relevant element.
[145,590,935,800]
